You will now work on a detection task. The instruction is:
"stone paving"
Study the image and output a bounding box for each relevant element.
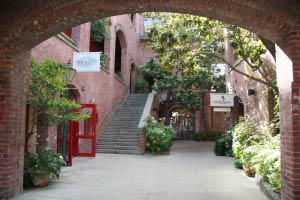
[13,141,267,200]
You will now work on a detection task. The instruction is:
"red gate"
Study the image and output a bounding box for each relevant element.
[71,104,97,157]
[57,104,97,166]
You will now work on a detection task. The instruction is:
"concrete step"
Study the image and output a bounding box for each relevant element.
[105,125,139,128]
[97,141,139,146]
[104,127,138,131]
[96,145,139,150]
[109,120,139,123]
[98,138,139,143]
[100,135,139,139]
[96,149,143,155]
[110,116,141,119]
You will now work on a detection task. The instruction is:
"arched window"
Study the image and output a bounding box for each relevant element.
[114,35,122,75]
[114,30,127,78]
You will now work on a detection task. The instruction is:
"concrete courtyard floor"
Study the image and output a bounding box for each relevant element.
[13,141,267,200]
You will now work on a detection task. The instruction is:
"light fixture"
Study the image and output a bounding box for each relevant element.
[65,60,76,83]
[210,86,216,93]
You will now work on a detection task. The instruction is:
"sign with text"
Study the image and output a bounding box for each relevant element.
[210,93,234,107]
[73,52,101,72]
[214,107,231,112]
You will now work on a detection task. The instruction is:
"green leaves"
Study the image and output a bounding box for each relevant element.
[28,59,87,127]
[232,115,280,192]
[229,26,267,71]
[143,117,176,154]
[91,18,110,42]
[24,148,66,180]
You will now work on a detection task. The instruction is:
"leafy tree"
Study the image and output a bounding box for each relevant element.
[27,59,88,151]
[144,12,278,126]
[143,13,225,128]
[224,26,277,90]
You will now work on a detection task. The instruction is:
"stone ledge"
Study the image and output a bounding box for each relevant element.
[56,33,79,52]
[256,176,281,200]
[114,73,125,85]
[101,67,110,74]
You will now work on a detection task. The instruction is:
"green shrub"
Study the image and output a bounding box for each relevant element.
[134,67,150,93]
[144,117,176,154]
[215,132,234,157]
[232,115,280,192]
[134,77,149,93]
[192,131,222,141]
[234,159,243,169]
[232,115,257,161]
[249,135,280,192]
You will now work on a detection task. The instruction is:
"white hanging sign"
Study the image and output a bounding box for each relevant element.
[73,52,101,72]
[210,93,234,107]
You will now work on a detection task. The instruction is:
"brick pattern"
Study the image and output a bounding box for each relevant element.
[138,129,146,154]
[278,22,300,200]
[1,0,299,50]
[0,43,30,198]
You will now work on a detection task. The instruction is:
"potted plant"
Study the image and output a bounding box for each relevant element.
[24,148,66,187]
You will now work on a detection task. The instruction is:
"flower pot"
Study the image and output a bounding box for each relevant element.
[32,172,50,187]
[243,167,253,177]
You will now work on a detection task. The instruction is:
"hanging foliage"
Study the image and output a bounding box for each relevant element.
[91,18,110,42]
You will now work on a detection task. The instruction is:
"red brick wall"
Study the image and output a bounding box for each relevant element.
[198,93,226,132]
[276,21,300,199]
[30,15,152,153]
[72,22,91,52]
[0,45,30,198]
[31,36,75,63]
[224,36,276,124]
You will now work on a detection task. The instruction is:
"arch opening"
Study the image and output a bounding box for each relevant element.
[0,1,300,199]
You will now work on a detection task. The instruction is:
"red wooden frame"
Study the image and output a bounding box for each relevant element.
[71,104,97,157]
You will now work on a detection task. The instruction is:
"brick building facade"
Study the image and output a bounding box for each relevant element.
[0,1,299,199]
[224,34,276,124]
[28,14,155,152]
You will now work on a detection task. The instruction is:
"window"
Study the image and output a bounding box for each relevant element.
[129,14,134,23]
[114,35,122,76]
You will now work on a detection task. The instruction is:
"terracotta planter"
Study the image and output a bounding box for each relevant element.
[243,167,253,177]
[32,172,50,187]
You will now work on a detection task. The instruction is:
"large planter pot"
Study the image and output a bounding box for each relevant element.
[215,141,226,156]
[32,172,50,187]
[243,166,253,177]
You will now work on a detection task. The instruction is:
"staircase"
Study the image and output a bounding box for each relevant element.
[96,94,148,154]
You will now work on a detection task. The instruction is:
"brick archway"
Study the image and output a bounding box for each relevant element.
[0,1,299,199]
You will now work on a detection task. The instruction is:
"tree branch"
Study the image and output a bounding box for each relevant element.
[212,53,277,89]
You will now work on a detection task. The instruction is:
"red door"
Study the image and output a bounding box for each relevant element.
[71,104,97,157]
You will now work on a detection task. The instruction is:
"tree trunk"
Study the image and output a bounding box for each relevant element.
[201,93,208,131]
[36,114,49,153]
[164,112,172,126]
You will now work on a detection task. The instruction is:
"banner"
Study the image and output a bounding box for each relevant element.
[73,52,101,72]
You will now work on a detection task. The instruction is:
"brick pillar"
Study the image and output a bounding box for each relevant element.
[0,39,30,198]
[277,22,300,200]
